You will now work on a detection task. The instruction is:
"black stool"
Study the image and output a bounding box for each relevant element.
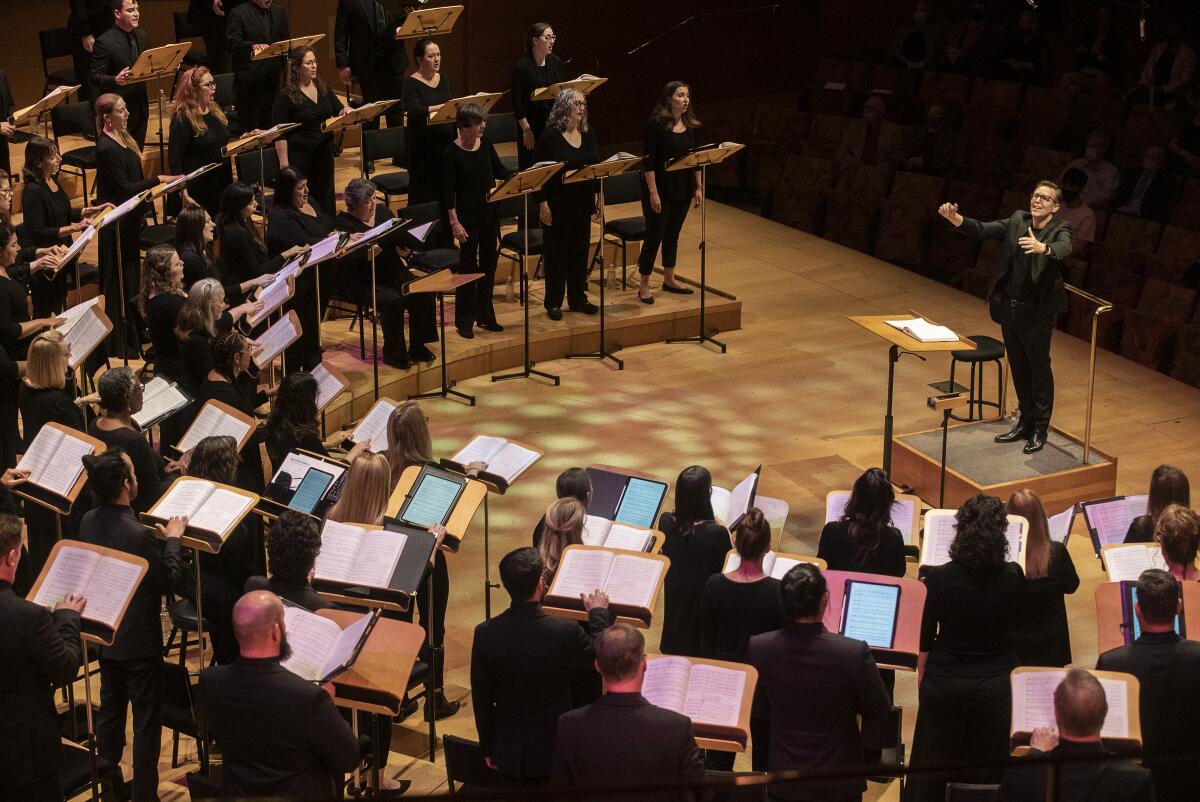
[947,335,1005,422]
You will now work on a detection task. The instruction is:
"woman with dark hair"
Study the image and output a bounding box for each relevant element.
[442,104,513,337]
[1126,465,1190,543]
[244,509,333,610]
[87,366,176,513]
[169,66,233,216]
[658,465,732,656]
[273,46,348,214]
[699,507,784,771]
[216,182,291,286]
[175,203,273,303]
[263,370,367,469]
[196,330,269,493]
[511,22,563,169]
[402,37,453,204]
[906,494,1025,802]
[535,89,601,320]
[1006,489,1078,666]
[1156,505,1200,580]
[818,467,907,577]
[637,81,704,304]
[532,466,591,546]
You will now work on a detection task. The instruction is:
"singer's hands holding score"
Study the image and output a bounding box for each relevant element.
[157,516,188,540]
[1,468,30,488]
[55,593,87,614]
[582,590,610,611]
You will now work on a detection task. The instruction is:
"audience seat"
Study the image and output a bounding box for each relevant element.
[968,78,1024,113]
[925,181,997,284]
[1121,308,1184,372]
[875,197,929,267]
[835,161,892,200]
[1167,202,1200,230]
[1151,225,1200,284]
[1103,214,1162,255]
[1170,325,1200,388]
[890,171,945,208]
[769,155,834,234]
[1013,87,1071,147]
[1066,245,1146,345]
[1062,257,1088,288]
[1180,177,1200,207]
[917,71,973,107]
[1019,146,1074,180]
[804,114,851,160]
[823,191,879,254]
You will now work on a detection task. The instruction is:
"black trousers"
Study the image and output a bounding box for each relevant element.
[1000,300,1055,431]
[359,71,405,131]
[285,268,338,370]
[904,670,1011,802]
[234,69,280,134]
[127,97,149,150]
[97,656,163,802]
[98,217,143,356]
[638,193,691,275]
[453,211,499,330]
[30,265,73,317]
[344,282,437,361]
[0,776,60,802]
[288,142,337,221]
[542,204,592,310]
[411,549,449,688]
[200,25,229,74]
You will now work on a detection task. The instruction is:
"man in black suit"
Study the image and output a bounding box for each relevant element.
[0,512,86,802]
[187,0,246,73]
[225,0,290,133]
[747,563,892,802]
[334,0,410,130]
[69,0,114,100]
[554,623,705,801]
[78,449,186,801]
[1096,569,1200,802]
[91,0,151,147]
[999,669,1155,801]
[199,590,361,798]
[472,547,614,784]
[1116,145,1177,223]
[939,180,1073,453]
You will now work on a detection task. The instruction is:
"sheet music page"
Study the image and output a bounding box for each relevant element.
[841,582,900,648]
[723,550,746,573]
[249,276,292,326]
[280,606,345,682]
[277,452,345,492]
[1013,671,1065,733]
[709,486,731,526]
[57,297,101,334]
[350,529,408,588]
[64,310,106,369]
[1005,519,1025,565]
[1104,545,1164,582]
[253,314,298,366]
[826,492,850,524]
[549,549,615,601]
[188,488,253,535]
[304,232,345,267]
[402,473,461,527]
[769,555,810,579]
[603,524,652,553]
[641,656,692,715]
[60,225,96,266]
[728,472,757,524]
[581,515,613,547]
[603,555,665,610]
[892,499,917,543]
[323,610,375,679]
[311,363,346,411]
[921,511,957,566]
[1048,506,1075,544]
[132,382,189,428]
[1097,678,1129,739]
[31,545,100,610]
[17,425,63,484]
[1086,496,1149,547]
[179,403,251,452]
[450,435,505,466]
[153,479,214,519]
[613,478,665,528]
[36,433,94,496]
[99,192,146,228]
[483,443,540,484]
[683,664,746,728]
[83,557,143,628]
[313,521,366,582]
[352,399,398,453]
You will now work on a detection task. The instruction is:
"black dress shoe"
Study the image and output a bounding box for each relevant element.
[1023,430,1048,454]
[994,422,1030,443]
[411,344,436,363]
[478,320,504,332]
[456,325,474,339]
[638,293,655,305]
[425,692,461,722]
[661,283,694,294]
[546,307,563,321]
[383,354,413,370]
[570,301,599,315]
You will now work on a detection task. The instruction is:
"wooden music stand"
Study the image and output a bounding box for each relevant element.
[395,4,464,39]
[404,269,483,406]
[251,34,325,62]
[847,312,975,476]
[531,74,608,102]
[175,398,258,455]
[643,654,758,752]
[323,100,401,178]
[663,142,745,353]
[1010,667,1142,750]
[822,570,926,672]
[543,545,670,629]
[1094,580,1200,654]
[385,464,486,547]
[487,161,564,385]
[222,123,301,238]
[93,187,153,363]
[148,163,220,203]
[10,84,80,139]
[124,42,193,158]
[427,92,505,125]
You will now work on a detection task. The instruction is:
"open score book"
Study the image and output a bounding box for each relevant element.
[642,656,755,746]
[582,517,657,552]
[1082,495,1149,554]
[177,400,255,453]
[920,509,1028,569]
[351,398,399,453]
[29,542,147,643]
[147,478,256,546]
[885,316,959,343]
[17,424,98,499]
[280,605,380,684]
[443,435,541,490]
[545,546,668,624]
[722,549,824,579]
[1100,543,1169,582]
[131,377,191,430]
[1011,669,1138,742]
[710,468,759,528]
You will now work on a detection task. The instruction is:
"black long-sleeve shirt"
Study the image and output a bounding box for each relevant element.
[920,560,1025,676]
[643,118,701,201]
[699,574,786,663]
[441,138,511,219]
[217,223,282,286]
[0,272,29,358]
[272,87,344,157]
[658,514,731,658]
[266,205,334,257]
[18,384,84,451]
[144,292,186,383]
[95,135,157,212]
[533,128,599,212]
[510,53,563,133]
[21,180,80,249]
[168,111,233,215]
[817,521,908,577]
[1010,541,1079,667]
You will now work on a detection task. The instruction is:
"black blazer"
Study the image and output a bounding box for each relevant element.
[999,740,1155,802]
[225,2,290,78]
[0,581,82,788]
[1011,541,1079,667]
[470,600,614,779]
[1097,631,1200,802]
[78,504,184,660]
[957,211,1073,316]
[91,27,151,107]
[553,691,705,801]
[199,656,361,798]
[243,575,333,611]
[747,623,893,800]
[334,0,409,79]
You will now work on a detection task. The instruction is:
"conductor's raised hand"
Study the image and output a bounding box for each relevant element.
[55,593,87,614]
[937,202,962,225]
[582,589,610,611]
[1018,226,1047,255]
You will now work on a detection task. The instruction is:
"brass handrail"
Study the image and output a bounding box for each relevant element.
[1065,284,1114,464]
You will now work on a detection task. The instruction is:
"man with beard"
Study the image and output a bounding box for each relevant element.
[199,590,361,798]
[79,448,186,800]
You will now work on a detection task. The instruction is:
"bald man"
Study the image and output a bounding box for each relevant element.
[199,591,360,798]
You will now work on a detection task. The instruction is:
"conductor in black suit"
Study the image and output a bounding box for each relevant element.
[1096,569,1200,802]
[472,547,615,783]
[225,0,290,133]
[79,449,186,801]
[999,669,1155,802]
[199,590,362,798]
[554,623,705,801]
[91,0,151,148]
[747,563,892,802]
[939,181,1072,454]
[334,0,410,130]
[0,512,86,802]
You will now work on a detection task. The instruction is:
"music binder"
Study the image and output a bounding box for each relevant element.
[252,309,302,368]
[920,509,1029,570]
[825,490,923,546]
[131,377,192,430]
[176,399,257,454]
[144,476,259,552]
[710,467,760,530]
[149,163,220,201]
[543,545,670,628]
[221,123,302,158]
[27,540,148,646]
[1100,543,1169,582]
[350,397,399,453]
[311,519,438,609]
[530,74,608,102]
[722,549,825,579]
[582,519,660,553]
[15,423,104,513]
[1081,495,1149,556]
[642,654,757,751]
[9,84,79,128]
[440,435,542,493]
[1010,667,1142,747]
[427,92,505,125]
[312,361,351,413]
[279,602,380,684]
[247,273,297,327]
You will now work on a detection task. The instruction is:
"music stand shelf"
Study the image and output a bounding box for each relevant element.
[405,270,484,406]
[396,5,463,39]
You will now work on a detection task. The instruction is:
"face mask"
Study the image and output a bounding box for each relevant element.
[1061,188,1080,203]
[1085,147,1100,161]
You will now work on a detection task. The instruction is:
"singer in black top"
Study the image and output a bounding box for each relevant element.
[334,0,409,130]
[0,71,14,177]
[70,0,114,101]
[169,67,233,218]
[90,0,151,148]
[402,38,453,205]
[534,89,600,318]
[186,0,241,73]
[216,182,287,286]
[274,47,347,216]
[442,105,513,337]
[511,23,564,170]
[226,0,290,133]
[21,138,87,317]
[638,81,704,304]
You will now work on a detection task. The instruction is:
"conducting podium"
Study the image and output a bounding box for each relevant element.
[123,42,193,157]
[488,160,564,385]
[847,312,974,475]
[395,4,464,39]
[531,74,608,102]
[565,153,642,370]
[428,91,505,125]
[664,141,745,353]
[405,269,483,406]
[322,99,401,177]
[94,189,154,364]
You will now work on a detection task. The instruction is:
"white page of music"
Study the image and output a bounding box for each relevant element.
[353,400,398,453]
[312,363,345,411]
[254,314,298,366]
[39,433,92,496]
[581,515,614,546]
[1104,545,1168,582]
[481,443,539,483]
[603,524,651,553]
[603,555,664,609]
[642,656,692,715]
[278,452,345,492]
[32,546,101,611]
[769,554,808,579]
[250,277,291,326]
[728,472,757,524]
[65,310,105,368]
[58,297,101,333]
[351,529,408,587]
[281,607,344,682]
[1096,678,1130,738]
[827,494,916,544]
[709,486,732,526]
[305,232,345,267]
[1013,671,1064,732]
[1048,506,1075,543]
[1005,519,1025,565]
[314,521,367,582]
[155,479,213,519]
[683,664,746,728]
[83,557,143,628]
[451,435,506,465]
[921,512,957,566]
[1087,496,1149,547]
[327,611,374,675]
[133,382,189,428]
[180,404,251,452]
[188,488,253,534]
[551,549,615,601]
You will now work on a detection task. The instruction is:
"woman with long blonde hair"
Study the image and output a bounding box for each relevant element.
[326,453,392,525]
[1006,489,1079,666]
[537,497,586,576]
[169,66,232,216]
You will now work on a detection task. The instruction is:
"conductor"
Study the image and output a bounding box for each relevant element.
[938,181,1071,454]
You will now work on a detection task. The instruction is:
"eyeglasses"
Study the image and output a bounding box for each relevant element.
[1030,192,1057,204]
[199,81,215,89]
[540,34,557,41]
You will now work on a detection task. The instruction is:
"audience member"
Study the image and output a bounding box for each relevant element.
[536,497,585,577]
[818,467,907,578]
[88,366,174,513]
[1126,465,1190,543]
[837,95,905,173]
[1007,489,1078,667]
[942,1,999,76]
[245,510,333,611]
[1168,105,1200,176]
[200,591,361,798]
[1155,505,1200,581]
[532,467,592,546]
[1097,569,1200,802]
[1055,168,1097,258]
[999,10,1049,85]
[890,2,943,71]
[904,103,960,177]
[553,624,705,800]
[471,547,614,784]
[1061,5,1124,90]
[79,449,185,801]
[749,563,891,801]
[1133,23,1196,105]
[998,669,1155,801]
[1063,130,1119,208]
[1117,146,1176,222]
